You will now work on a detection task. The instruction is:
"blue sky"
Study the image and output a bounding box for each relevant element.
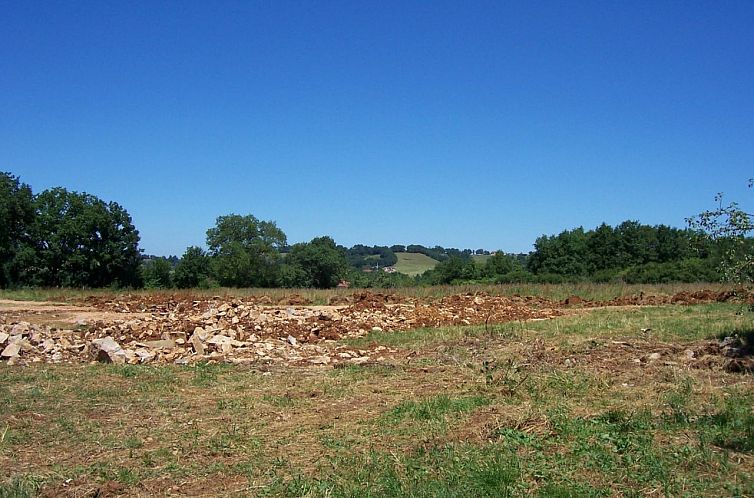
[2,1,752,256]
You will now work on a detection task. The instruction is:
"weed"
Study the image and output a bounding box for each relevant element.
[111,364,141,378]
[387,395,490,422]
[192,361,221,386]
[0,475,43,498]
[700,391,754,452]
[480,358,529,394]
[124,437,143,449]
[664,377,695,425]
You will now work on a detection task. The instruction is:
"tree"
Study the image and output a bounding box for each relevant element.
[0,172,35,287]
[427,255,479,284]
[688,185,754,286]
[32,188,141,287]
[527,228,588,277]
[283,236,348,288]
[141,257,173,289]
[586,223,619,273]
[206,214,286,287]
[482,252,521,278]
[173,246,210,288]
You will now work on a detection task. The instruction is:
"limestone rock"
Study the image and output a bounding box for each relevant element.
[1,342,21,358]
[191,334,205,355]
[91,337,127,364]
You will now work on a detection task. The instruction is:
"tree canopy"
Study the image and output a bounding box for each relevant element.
[207,214,287,287]
[32,188,142,287]
[0,175,141,289]
[283,236,349,288]
[0,172,35,287]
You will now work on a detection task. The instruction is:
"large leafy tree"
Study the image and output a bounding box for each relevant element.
[173,246,211,288]
[482,252,521,278]
[32,188,141,287]
[0,172,35,287]
[207,214,286,287]
[527,228,589,276]
[282,236,348,288]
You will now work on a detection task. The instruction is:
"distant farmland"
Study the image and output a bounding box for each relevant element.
[471,254,492,265]
[394,252,439,276]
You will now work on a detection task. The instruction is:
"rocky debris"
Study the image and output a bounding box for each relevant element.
[91,337,127,364]
[563,295,583,306]
[277,294,312,306]
[1,289,750,367]
[1,342,21,358]
[328,295,352,306]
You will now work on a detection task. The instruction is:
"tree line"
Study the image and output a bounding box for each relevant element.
[420,221,725,285]
[1,171,743,289]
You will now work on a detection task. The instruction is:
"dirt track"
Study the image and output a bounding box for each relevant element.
[0,289,749,367]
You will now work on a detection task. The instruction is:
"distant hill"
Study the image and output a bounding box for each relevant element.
[394,252,439,276]
[471,254,491,265]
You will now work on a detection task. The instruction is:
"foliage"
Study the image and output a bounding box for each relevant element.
[282,236,349,288]
[528,227,589,276]
[345,244,397,270]
[0,172,35,287]
[482,252,522,279]
[621,258,720,284]
[688,187,754,286]
[31,187,141,287]
[345,268,415,288]
[420,256,480,284]
[140,257,173,289]
[527,221,716,283]
[406,244,473,262]
[173,246,211,288]
[206,214,286,287]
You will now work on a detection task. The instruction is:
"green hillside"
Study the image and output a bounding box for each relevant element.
[471,254,491,265]
[394,252,439,276]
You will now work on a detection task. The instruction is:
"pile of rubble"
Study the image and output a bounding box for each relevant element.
[0,292,562,366]
[0,318,389,367]
[1,289,749,367]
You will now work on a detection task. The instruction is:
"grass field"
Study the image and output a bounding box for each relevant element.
[471,254,492,265]
[1,299,753,496]
[393,252,439,276]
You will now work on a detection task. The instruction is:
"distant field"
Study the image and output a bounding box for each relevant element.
[471,254,491,265]
[394,252,439,276]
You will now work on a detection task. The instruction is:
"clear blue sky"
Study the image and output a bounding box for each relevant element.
[2,1,752,256]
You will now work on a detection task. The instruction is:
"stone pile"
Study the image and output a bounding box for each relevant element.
[0,292,563,366]
[7,288,744,367]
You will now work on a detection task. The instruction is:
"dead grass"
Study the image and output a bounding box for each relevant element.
[0,281,731,305]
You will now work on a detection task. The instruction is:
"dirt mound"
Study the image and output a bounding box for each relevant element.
[328,295,352,306]
[277,294,312,306]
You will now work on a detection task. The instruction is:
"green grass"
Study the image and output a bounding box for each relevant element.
[386,394,490,422]
[394,252,440,276]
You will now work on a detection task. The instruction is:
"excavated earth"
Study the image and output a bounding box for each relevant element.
[0,289,749,368]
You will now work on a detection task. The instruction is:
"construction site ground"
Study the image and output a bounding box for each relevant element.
[1,287,753,496]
